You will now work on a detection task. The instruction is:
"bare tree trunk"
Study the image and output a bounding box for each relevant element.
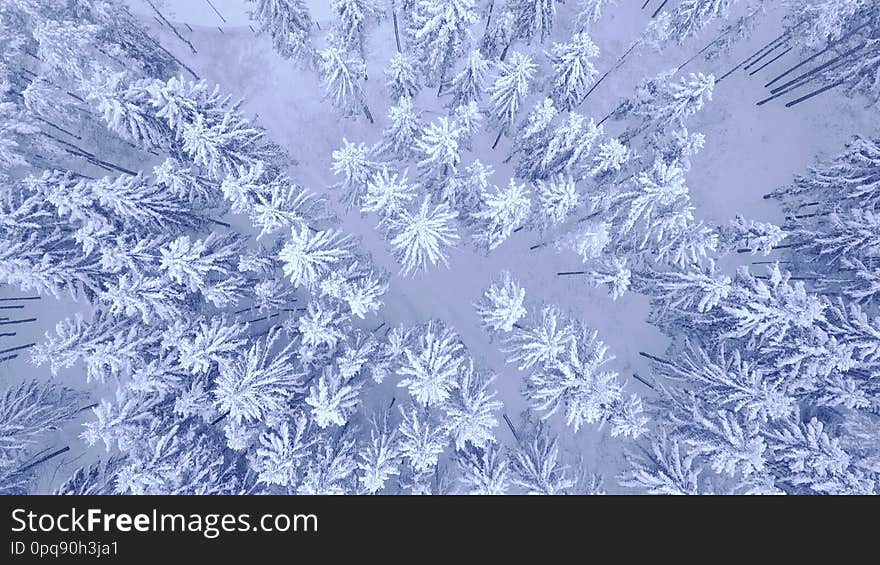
[502,413,521,443]
[204,0,227,23]
[141,31,200,80]
[0,318,37,326]
[492,129,504,149]
[500,40,511,61]
[717,31,790,83]
[0,343,35,356]
[393,12,402,52]
[651,0,670,18]
[632,373,657,391]
[748,47,792,76]
[32,116,81,140]
[39,131,139,175]
[14,446,70,475]
[744,41,787,71]
[785,79,846,107]
[639,351,675,366]
[145,0,197,54]
[597,102,624,127]
[765,22,869,87]
[756,56,851,106]
[436,68,446,97]
[770,43,863,94]
[485,0,496,31]
[579,41,639,106]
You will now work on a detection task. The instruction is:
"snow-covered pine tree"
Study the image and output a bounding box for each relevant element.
[480,9,516,61]
[279,225,355,289]
[510,0,557,44]
[575,0,619,30]
[319,44,375,123]
[409,0,479,88]
[387,196,460,275]
[385,52,421,100]
[249,0,316,64]
[442,361,502,450]
[666,0,738,44]
[0,380,86,494]
[475,270,528,333]
[468,178,532,251]
[396,319,464,406]
[416,116,464,184]
[548,32,600,111]
[611,70,715,140]
[361,167,417,222]
[331,138,379,208]
[447,49,491,108]
[332,0,385,64]
[477,273,647,436]
[488,51,537,148]
[534,174,580,230]
[213,328,305,425]
[377,96,423,159]
[515,111,603,179]
[455,443,509,494]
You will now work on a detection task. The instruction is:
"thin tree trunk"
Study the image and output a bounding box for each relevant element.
[677,36,723,72]
[32,116,82,140]
[145,0,197,54]
[0,343,35,355]
[579,41,639,106]
[651,0,669,18]
[492,129,504,149]
[745,32,791,66]
[717,32,789,83]
[639,351,675,366]
[436,68,446,97]
[204,0,226,23]
[40,132,139,175]
[77,403,99,413]
[392,13,402,52]
[500,40,512,62]
[748,47,792,76]
[766,46,832,88]
[641,0,652,9]
[744,41,787,71]
[362,101,374,124]
[502,413,520,443]
[0,296,40,301]
[770,44,863,94]
[756,56,851,106]
[785,79,846,107]
[485,0,496,31]
[597,102,624,127]
[765,22,869,88]
[141,32,200,80]
[0,318,37,326]
[558,271,586,276]
[210,411,229,426]
[632,373,656,391]
[14,446,70,475]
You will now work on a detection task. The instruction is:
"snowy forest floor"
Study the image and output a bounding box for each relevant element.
[8,0,880,493]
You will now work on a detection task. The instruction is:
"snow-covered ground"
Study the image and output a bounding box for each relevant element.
[11,0,879,492]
